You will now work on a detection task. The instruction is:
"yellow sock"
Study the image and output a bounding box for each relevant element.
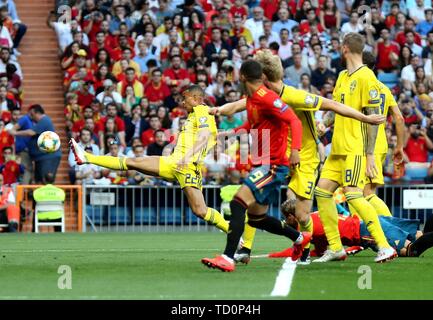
[85,153,128,170]
[315,187,343,251]
[347,202,361,218]
[242,223,257,250]
[204,207,229,233]
[300,217,313,249]
[365,194,392,217]
[345,192,390,248]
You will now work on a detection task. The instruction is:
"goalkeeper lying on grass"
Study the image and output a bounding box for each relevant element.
[243,200,433,261]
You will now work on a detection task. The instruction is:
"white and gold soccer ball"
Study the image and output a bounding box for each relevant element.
[37,131,61,153]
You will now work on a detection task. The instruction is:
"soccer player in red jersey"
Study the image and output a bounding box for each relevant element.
[201,60,311,272]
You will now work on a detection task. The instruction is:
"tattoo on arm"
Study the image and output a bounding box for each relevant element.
[364,107,379,155]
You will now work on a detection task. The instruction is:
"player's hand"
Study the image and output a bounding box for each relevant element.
[289,149,300,170]
[393,147,404,163]
[364,114,386,125]
[366,154,378,179]
[208,107,220,116]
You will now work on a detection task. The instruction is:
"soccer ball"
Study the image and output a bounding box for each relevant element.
[37,131,61,153]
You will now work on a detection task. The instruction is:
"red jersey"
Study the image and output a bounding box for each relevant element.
[233,86,302,166]
[310,212,361,256]
[376,42,400,70]
[144,82,171,103]
[98,116,126,132]
[0,160,23,185]
[404,137,429,162]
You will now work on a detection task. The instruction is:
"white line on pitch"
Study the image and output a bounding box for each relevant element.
[270,258,297,297]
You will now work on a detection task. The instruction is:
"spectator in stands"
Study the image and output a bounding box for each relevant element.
[0,47,21,79]
[8,105,61,183]
[110,5,133,35]
[204,143,234,185]
[96,79,123,108]
[112,47,141,77]
[401,97,424,125]
[102,140,128,184]
[205,28,232,67]
[74,145,102,185]
[0,173,20,232]
[272,7,298,36]
[341,11,364,35]
[144,68,170,108]
[395,18,422,48]
[405,30,423,57]
[284,52,311,87]
[404,123,433,178]
[375,28,400,73]
[146,129,169,156]
[401,54,421,95]
[311,55,335,91]
[0,0,26,54]
[245,6,265,44]
[409,0,428,24]
[99,103,126,148]
[319,0,341,32]
[298,72,320,95]
[141,115,165,147]
[416,8,433,36]
[124,104,149,146]
[163,54,190,89]
[0,145,23,185]
[117,67,144,99]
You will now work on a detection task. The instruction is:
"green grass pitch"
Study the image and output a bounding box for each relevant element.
[1,231,433,300]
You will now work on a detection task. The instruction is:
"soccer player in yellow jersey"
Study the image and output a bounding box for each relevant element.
[213,49,386,264]
[313,33,397,263]
[69,85,230,232]
[358,52,406,216]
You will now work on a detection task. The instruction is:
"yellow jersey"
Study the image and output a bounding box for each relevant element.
[171,105,217,165]
[375,81,397,154]
[332,66,382,155]
[280,85,323,162]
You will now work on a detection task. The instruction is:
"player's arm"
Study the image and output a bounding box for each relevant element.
[321,98,385,125]
[8,128,36,137]
[210,99,247,116]
[177,106,214,168]
[363,84,382,179]
[390,104,405,161]
[280,85,385,125]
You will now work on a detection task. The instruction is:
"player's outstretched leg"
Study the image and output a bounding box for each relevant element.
[234,223,256,264]
[70,138,160,175]
[184,187,229,233]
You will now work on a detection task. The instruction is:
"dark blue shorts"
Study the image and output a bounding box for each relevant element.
[360,216,420,252]
[244,165,289,205]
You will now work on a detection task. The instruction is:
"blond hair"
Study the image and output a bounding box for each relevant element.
[342,32,365,54]
[254,49,284,82]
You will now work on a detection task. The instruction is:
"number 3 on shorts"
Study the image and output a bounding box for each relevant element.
[249,169,264,183]
[345,169,352,183]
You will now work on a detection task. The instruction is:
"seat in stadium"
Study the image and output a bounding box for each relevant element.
[133,207,157,225]
[159,207,182,225]
[405,166,428,180]
[86,205,107,225]
[108,206,131,225]
[378,72,399,89]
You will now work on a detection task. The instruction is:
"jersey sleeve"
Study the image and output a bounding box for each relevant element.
[361,78,382,109]
[280,85,323,111]
[193,105,214,131]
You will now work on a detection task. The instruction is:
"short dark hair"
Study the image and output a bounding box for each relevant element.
[2,146,12,153]
[29,104,45,114]
[80,128,92,136]
[151,68,162,75]
[125,67,136,74]
[183,84,205,97]
[240,60,263,82]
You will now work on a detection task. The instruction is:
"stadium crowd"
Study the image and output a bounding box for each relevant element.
[3,0,433,188]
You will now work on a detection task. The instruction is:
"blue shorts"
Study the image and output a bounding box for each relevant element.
[360,216,420,252]
[244,165,289,205]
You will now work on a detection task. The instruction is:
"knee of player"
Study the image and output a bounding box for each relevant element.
[191,203,207,218]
